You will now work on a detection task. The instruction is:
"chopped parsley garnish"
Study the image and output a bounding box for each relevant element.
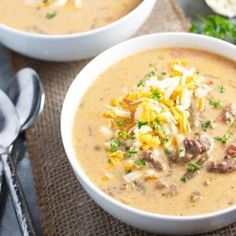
[214,132,232,144]
[127,148,138,158]
[116,120,126,127]
[46,11,57,19]
[151,120,163,131]
[117,130,133,140]
[179,149,184,153]
[134,159,146,167]
[181,176,188,183]
[110,144,118,152]
[161,136,170,144]
[152,91,161,100]
[145,71,155,79]
[149,63,157,71]
[145,64,157,79]
[200,120,213,131]
[218,85,225,93]
[164,148,171,156]
[109,138,121,152]
[190,15,236,44]
[187,162,201,171]
[138,121,148,129]
[209,99,222,108]
[137,80,144,87]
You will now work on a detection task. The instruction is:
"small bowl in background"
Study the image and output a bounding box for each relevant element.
[0,0,157,61]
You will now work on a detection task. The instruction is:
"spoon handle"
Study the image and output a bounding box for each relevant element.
[0,161,4,203]
[1,151,37,236]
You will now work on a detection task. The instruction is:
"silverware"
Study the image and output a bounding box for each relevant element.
[0,68,45,201]
[0,89,37,235]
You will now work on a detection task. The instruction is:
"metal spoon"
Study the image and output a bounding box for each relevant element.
[0,89,36,236]
[0,68,45,197]
[5,68,45,131]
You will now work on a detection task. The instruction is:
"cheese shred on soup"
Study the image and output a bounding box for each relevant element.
[73,48,236,216]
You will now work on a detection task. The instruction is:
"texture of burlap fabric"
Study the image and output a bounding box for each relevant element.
[11,0,236,235]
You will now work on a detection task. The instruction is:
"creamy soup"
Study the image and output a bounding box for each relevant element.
[73,48,236,216]
[0,0,141,34]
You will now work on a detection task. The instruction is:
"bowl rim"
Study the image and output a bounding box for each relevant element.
[0,0,154,39]
[61,32,236,222]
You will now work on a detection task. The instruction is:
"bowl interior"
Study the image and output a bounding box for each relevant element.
[61,32,236,220]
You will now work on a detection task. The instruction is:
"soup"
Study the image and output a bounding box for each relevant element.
[0,0,142,34]
[73,48,236,216]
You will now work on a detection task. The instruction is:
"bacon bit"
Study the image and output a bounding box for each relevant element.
[226,145,236,156]
[206,80,214,85]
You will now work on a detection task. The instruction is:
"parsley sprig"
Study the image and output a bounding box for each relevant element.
[190,15,236,44]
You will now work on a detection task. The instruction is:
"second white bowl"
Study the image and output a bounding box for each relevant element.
[0,0,156,61]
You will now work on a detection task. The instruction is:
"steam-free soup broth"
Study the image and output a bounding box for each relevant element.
[0,0,142,34]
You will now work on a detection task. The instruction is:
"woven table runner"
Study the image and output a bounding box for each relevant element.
[10,0,236,235]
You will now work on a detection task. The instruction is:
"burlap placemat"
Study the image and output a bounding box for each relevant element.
[10,0,236,235]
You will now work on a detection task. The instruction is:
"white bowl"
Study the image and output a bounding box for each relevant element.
[61,33,236,235]
[0,0,156,62]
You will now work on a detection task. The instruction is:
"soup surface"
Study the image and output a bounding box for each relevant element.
[73,48,236,216]
[0,0,141,34]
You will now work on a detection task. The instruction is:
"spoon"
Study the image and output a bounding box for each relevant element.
[1,68,44,234]
[0,89,36,236]
[0,68,45,197]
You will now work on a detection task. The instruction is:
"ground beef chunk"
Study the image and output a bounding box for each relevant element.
[156,179,168,189]
[133,181,145,192]
[180,153,194,163]
[207,156,236,173]
[184,138,203,155]
[222,103,236,122]
[190,191,202,202]
[142,150,163,171]
[162,184,178,197]
[226,145,236,156]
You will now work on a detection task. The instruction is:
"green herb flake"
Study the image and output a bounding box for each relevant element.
[152,91,161,100]
[127,148,138,158]
[209,99,222,108]
[150,120,163,131]
[218,85,225,93]
[117,130,133,140]
[190,15,236,44]
[214,132,232,144]
[138,121,148,129]
[187,162,201,171]
[181,176,188,183]
[200,120,213,131]
[125,170,132,174]
[145,71,156,79]
[116,120,126,127]
[164,148,171,156]
[109,138,121,152]
[134,159,146,167]
[137,80,144,87]
[46,11,57,19]
[162,136,170,144]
